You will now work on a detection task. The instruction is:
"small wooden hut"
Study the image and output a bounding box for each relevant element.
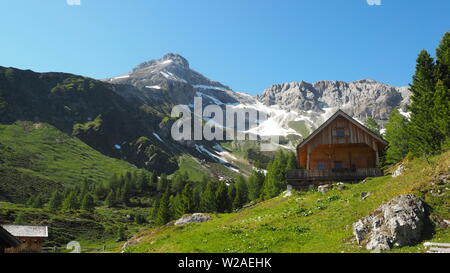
[287,109,388,188]
[1,225,48,253]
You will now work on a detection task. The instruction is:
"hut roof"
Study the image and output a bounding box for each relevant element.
[296,109,388,149]
[2,225,48,238]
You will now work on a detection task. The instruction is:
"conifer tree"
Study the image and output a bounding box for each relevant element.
[31,194,45,208]
[121,180,132,205]
[227,184,236,212]
[157,174,169,192]
[433,80,450,149]
[62,191,79,210]
[181,183,194,213]
[171,194,184,219]
[135,171,147,193]
[233,176,248,210]
[193,178,207,211]
[148,172,158,192]
[200,181,216,212]
[155,190,171,225]
[81,193,95,212]
[80,179,89,197]
[48,190,63,211]
[384,109,410,165]
[171,172,187,194]
[261,150,287,199]
[105,190,115,207]
[436,32,450,89]
[14,212,26,225]
[286,151,297,171]
[215,182,229,213]
[365,117,381,135]
[248,170,265,201]
[408,50,439,157]
[116,226,126,242]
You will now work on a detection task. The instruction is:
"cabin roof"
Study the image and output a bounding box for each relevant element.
[0,226,21,247]
[296,109,388,150]
[2,225,48,238]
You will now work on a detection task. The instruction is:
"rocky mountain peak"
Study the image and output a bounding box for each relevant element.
[133,53,190,72]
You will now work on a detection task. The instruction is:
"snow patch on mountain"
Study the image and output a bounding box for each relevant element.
[195,144,240,173]
[153,133,163,142]
[146,85,161,89]
[194,85,230,92]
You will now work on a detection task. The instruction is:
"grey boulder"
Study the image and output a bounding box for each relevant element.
[174,213,212,226]
[353,194,427,251]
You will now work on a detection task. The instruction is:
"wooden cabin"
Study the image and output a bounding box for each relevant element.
[0,226,21,253]
[1,225,48,253]
[287,109,388,189]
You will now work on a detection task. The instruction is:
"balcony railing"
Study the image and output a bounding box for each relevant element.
[286,168,383,182]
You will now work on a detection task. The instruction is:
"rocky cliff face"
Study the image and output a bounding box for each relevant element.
[257,79,410,122]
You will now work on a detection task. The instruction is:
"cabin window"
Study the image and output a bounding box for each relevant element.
[336,129,345,137]
[318,162,326,169]
[334,161,343,169]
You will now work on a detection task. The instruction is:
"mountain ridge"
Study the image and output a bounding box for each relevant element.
[105,53,410,125]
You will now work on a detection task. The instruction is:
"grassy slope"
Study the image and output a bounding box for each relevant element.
[0,121,136,203]
[127,151,450,253]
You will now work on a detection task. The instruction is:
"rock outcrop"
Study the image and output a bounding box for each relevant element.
[318,184,333,194]
[392,164,405,177]
[257,79,410,124]
[353,194,428,251]
[174,213,212,226]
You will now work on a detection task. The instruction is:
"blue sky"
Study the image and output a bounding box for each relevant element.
[0,0,448,94]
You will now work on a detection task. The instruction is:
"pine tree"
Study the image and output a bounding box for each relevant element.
[171,194,184,219]
[148,172,158,192]
[200,181,216,213]
[80,179,89,197]
[286,151,297,171]
[14,212,26,225]
[109,173,121,192]
[116,226,126,242]
[261,150,287,200]
[436,32,450,89]
[62,191,79,210]
[248,170,265,201]
[81,193,95,212]
[105,190,115,207]
[155,190,171,225]
[181,183,194,213]
[121,180,132,205]
[365,117,381,135]
[227,184,236,212]
[215,182,229,213]
[433,80,450,148]
[48,190,63,211]
[135,171,147,193]
[171,172,187,194]
[384,109,410,165]
[233,176,248,209]
[408,50,439,157]
[31,194,45,208]
[157,174,169,192]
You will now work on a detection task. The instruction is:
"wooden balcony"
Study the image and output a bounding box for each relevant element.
[286,168,383,185]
